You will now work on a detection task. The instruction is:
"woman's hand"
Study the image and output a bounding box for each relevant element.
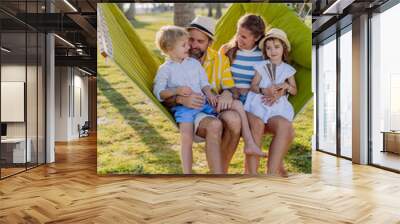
[262,95,276,106]
[261,85,276,97]
[250,84,260,94]
[261,85,280,106]
[231,87,240,100]
[216,90,233,112]
[250,71,261,94]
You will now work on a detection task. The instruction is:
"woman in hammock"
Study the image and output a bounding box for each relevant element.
[221,14,295,176]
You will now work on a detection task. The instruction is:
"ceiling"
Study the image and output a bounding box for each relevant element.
[0,0,99,74]
[312,0,390,44]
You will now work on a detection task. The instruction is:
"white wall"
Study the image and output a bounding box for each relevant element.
[1,82,25,122]
[1,65,25,81]
[1,65,26,140]
[54,67,89,141]
[55,66,69,141]
[72,72,89,137]
[1,65,35,138]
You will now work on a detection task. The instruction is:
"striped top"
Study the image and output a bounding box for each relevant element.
[231,46,264,88]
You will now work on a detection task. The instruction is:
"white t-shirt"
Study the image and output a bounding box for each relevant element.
[153,57,210,102]
[244,60,296,123]
[255,60,296,88]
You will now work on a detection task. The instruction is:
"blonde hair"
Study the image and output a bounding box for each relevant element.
[155,25,189,55]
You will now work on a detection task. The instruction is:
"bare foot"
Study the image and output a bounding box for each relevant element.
[243,144,267,157]
[266,165,288,178]
[278,164,288,178]
[266,170,280,177]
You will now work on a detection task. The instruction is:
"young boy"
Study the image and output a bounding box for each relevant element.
[153,25,218,174]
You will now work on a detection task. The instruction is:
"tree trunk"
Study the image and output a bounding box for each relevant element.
[126,4,135,21]
[207,3,213,17]
[174,3,195,27]
[215,3,222,19]
[117,3,125,12]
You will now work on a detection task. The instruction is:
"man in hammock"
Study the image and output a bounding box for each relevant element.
[161,16,242,173]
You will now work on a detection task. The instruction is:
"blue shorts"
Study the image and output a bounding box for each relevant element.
[239,93,248,104]
[172,103,217,123]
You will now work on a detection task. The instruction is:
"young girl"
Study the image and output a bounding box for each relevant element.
[244,28,297,176]
[153,26,219,174]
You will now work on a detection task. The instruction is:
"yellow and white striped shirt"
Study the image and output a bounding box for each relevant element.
[202,47,234,94]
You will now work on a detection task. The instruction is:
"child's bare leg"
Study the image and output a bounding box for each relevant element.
[245,112,265,174]
[179,123,194,174]
[265,116,294,177]
[231,100,266,157]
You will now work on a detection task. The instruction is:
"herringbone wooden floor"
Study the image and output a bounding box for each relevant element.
[0,135,399,223]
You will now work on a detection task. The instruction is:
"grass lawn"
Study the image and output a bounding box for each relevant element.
[97,11,312,174]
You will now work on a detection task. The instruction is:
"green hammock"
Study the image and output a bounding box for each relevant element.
[98,3,312,126]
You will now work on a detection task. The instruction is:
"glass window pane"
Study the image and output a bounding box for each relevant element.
[318,36,337,154]
[1,31,27,177]
[27,31,38,169]
[38,32,45,165]
[340,29,352,158]
[371,3,400,171]
[25,0,45,167]
[1,0,46,179]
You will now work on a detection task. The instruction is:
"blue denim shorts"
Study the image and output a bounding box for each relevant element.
[172,103,216,123]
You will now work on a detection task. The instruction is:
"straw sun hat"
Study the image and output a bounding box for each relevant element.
[187,16,216,40]
[258,28,291,52]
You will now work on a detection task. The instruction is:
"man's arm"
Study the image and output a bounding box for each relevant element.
[202,86,217,107]
[162,95,179,108]
[159,88,177,101]
[216,89,233,112]
[161,86,192,100]
[163,94,205,110]
[216,50,234,111]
